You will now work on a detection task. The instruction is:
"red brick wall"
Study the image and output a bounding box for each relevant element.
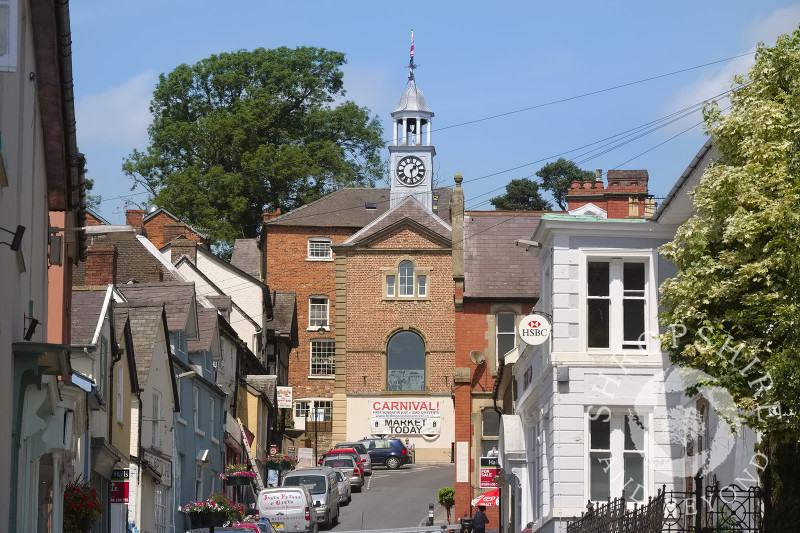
[262,226,355,403]
[144,212,206,249]
[83,242,116,285]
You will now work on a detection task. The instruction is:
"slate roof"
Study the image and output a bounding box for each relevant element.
[118,282,196,333]
[463,211,544,299]
[116,303,167,384]
[206,295,232,316]
[189,305,217,353]
[340,195,451,247]
[263,187,453,228]
[245,375,276,405]
[230,238,260,278]
[71,288,108,345]
[271,292,298,346]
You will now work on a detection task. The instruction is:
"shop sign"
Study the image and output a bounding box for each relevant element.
[518,313,551,346]
[479,456,498,488]
[277,386,292,408]
[111,468,129,503]
[370,400,441,435]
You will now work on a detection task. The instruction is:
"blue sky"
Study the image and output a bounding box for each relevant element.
[70,1,800,224]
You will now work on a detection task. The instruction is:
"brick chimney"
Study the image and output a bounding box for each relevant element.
[262,208,281,223]
[85,242,117,285]
[126,209,145,228]
[170,237,197,264]
[163,222,188,244]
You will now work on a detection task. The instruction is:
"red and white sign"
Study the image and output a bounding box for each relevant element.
[370,401,441,435]
[277,386,292,409]
[111,468,129,503]
[518,313,551,346]
[479,457,498,488]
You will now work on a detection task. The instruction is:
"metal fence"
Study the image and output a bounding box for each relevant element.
[568,480,762,533]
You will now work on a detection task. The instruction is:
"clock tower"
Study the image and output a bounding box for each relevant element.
[389,75,435,209]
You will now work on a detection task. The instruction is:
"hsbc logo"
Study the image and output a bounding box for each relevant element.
[518,313,551,346]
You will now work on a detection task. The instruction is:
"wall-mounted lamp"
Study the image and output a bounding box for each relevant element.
[515,239,542,251]
[24,314,39,341]
[176,370,197,380]
[0,225,25,251]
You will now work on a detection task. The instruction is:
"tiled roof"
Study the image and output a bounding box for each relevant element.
[116,303,167,384]
[264,187,453,228]
[118,282,195,333]
[71,289,108,345]
[271,292,297,344]
[340,196,451,247]
[463,211,544,299]
[245,375,276,405]
[189,305,217,353]
[230,238,260,278]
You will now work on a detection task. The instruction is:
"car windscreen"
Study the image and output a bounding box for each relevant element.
[282,475,326,494]
[323,458,354,468]
[337,443,367,454]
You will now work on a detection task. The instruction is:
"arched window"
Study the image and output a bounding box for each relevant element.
[386,330,425,391]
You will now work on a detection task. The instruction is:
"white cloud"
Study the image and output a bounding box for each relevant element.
[747,5,800,44]
[76,70,156,149]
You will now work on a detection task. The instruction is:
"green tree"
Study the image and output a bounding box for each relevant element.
[535,158,595,210]
[123,47,384,251]
[437,486,455,524]
[659,28,800,529]
[490,178,552,210]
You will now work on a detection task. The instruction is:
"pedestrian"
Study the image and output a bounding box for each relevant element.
[473,505,489,533]
[522,522,533,533]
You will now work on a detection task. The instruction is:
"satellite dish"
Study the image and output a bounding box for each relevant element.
[470,350,485,365]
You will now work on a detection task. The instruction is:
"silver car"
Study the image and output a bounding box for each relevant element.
[282,467,340,529]
[333,470,351,505]
[322,455,364,492]
[334,441,372,475]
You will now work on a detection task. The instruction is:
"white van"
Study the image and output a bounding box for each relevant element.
[257,486,318,533]
[282,467,340,529]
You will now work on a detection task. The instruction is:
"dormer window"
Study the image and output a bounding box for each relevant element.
[307,238,332,260]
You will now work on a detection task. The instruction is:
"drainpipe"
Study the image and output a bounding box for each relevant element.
[492,361,505,533]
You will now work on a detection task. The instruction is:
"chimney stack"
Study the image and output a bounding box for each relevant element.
[170,237,198,264]
[126,209,145,228]
[262,209,282,223]
[84,242,117,285]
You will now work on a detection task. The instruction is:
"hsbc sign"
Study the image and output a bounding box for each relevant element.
[518,313,551,346]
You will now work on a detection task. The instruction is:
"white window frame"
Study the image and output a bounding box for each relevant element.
[307,237,333,261]
[308,296,329,329]
[384,260,430,299]
[310,339,335,377]
[0,0,18,73]
[584,255,651,353]
[154,485,168,533]
[586,409,650,504]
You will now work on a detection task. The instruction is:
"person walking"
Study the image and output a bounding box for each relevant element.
[473,505,489,533]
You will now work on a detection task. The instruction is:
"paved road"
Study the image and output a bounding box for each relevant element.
[331,462,454,531]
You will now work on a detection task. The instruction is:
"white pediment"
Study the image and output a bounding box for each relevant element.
[569,202,607,218]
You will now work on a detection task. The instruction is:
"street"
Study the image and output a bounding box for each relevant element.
[331,463,454,531]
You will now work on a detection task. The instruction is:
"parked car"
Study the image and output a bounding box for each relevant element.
[231,521,278,533]
[333,469,352,505]
[188,529,253,532]
[282,467,340,529]
[322,455,364,492]
[318,447,365,478]
[333,441,373,475]
[256,486,318,533]
[359,437,411,469]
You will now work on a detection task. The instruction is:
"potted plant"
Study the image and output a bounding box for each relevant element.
[264,454,298,471]
[63,479,103,533]
[179,492,245,528]
[219,463,257,486]
[438,486,455,524]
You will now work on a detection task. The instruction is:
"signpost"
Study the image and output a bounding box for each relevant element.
[479,457,498,488]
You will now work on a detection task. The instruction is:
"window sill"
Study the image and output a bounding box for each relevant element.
[306,257,334,262]
[177,417,188,426]
[308,375,335,380]
[211,437,219,446]
[380,389,431,396]
[307,326,331,332]
[195,428,206,437]
[382,296,430,302]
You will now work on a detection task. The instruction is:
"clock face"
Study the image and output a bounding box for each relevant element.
[395,156,426,186]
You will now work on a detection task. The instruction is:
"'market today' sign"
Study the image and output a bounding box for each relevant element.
[518,313,551,346]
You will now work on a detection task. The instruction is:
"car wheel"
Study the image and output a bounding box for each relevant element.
[332,510,339,526]
[324,511,331,529]
[386,456,401,470]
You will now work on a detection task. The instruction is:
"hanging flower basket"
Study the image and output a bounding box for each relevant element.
[188,510,227,529]
[264,454,297,471]
[180,493,245,526]
[63,479,103,533]
[219,464,257,485]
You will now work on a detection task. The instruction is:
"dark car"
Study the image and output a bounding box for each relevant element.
[359,438,410,469]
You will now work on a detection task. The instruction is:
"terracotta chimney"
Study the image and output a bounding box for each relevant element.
[126,209,145,228]
[262,208,282,223]
[85,242,117,285]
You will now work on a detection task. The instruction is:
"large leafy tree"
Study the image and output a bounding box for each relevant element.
[659,28,800,527]
[490,178,552,210]
[124,47,384,250]
[535,158,595,210]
